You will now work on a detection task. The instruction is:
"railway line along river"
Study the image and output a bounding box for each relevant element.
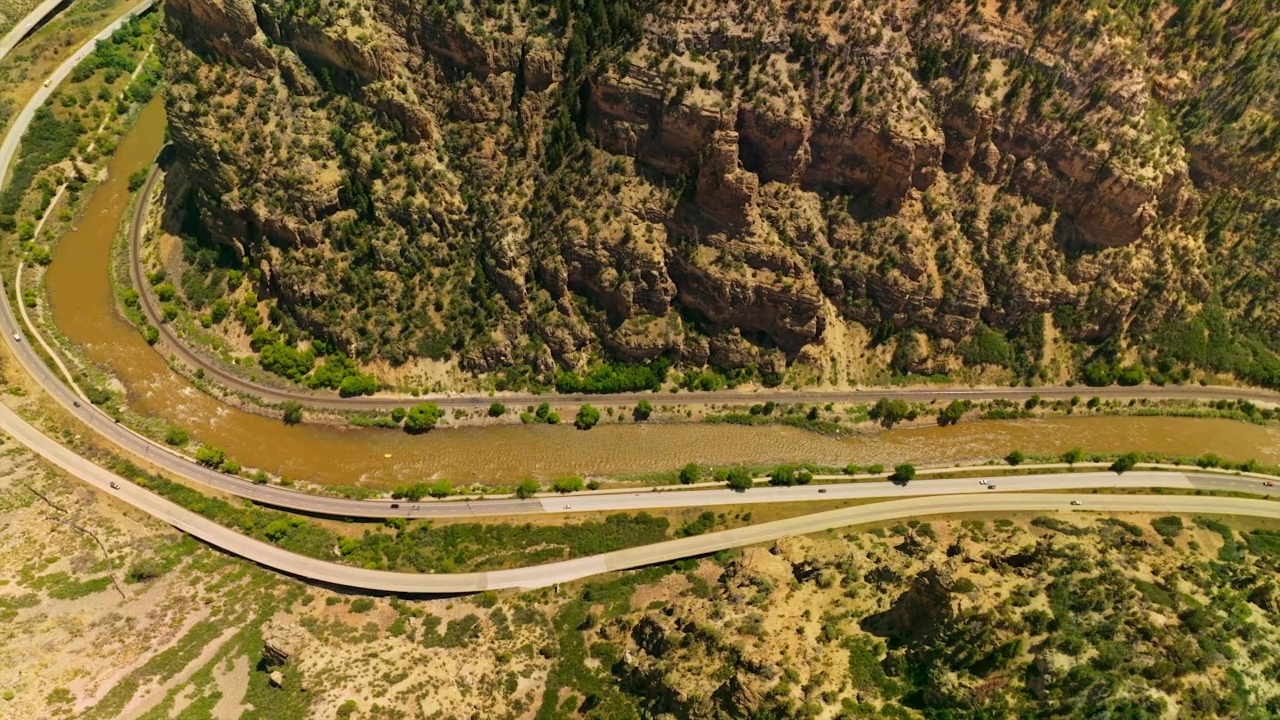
[41,105,1280,489]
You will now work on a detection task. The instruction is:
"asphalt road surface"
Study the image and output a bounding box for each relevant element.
[2,2,1280,593]
[0,19,1277,523]
[0,0,64,62]
[5,405,1280,593]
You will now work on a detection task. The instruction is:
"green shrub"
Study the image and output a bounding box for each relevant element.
[678,463,700,484]
[127,168,149,192]
[163,426,189,446]
[1151,516,1184,538]
[404,403,443,433]
[1005,450,1025,466]
[515,479,540,499]
[125,558,163,583]
[1082,361,1116,387]
[555,360,669,393]
[574,404,601,430]
[1110,452,1140,475]
[633,399,653,421]
[553,476,584,493]
[488,402,506,417]
[725,468,753,490]
[891,464,916,483]
[958,324,1014,367]
[1116,365,1146,386]
[1195,453,1225,468]
[260,343,315,382]
[870,398,914,428]
[937,399,972,426]
[769,465,799,486]
[281,400,304,425]
[338,373,378,397]
[194,444,226,467]
[350,598,374,613]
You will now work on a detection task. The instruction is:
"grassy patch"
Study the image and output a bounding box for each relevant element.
[117,455,672,572]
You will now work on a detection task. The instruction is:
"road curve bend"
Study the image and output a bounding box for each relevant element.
[3,8,1280,593]
[0,0,64,62]
[6,2,1280,531]
[3,402,1279,593]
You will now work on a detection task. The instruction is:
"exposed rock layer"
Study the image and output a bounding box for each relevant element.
[160,0,1276,376]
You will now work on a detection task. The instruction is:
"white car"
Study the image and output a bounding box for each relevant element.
[11,332,19,341]
[979,479,988,485]
[1071,500,1083,506]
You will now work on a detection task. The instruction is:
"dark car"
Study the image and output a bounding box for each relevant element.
[390,503,400,509]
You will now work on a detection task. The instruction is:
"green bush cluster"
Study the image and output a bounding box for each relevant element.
[767,465,814,486]
[403,403,443,433]
[573,404,601,430]
[554,360,669,393]
[870,398,916,428]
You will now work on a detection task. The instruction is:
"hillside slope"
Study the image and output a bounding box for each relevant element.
[158,0,1280,389]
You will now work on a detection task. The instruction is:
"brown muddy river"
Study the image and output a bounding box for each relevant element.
[42,101,1280,488]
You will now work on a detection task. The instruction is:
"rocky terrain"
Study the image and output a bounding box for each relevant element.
[156,0,1280,389]
[10,446,1280,720]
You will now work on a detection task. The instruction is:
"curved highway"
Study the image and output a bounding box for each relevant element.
[129,172,1280,412]
[0,0,64,61]
[2,9,1280,592]
[7,405,1280,592]
[0,7,1276,524]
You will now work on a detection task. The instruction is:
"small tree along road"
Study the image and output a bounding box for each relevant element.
[404,403,443,434]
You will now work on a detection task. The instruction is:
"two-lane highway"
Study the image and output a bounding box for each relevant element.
[6,406,1280,593]
[3,0,1280,593]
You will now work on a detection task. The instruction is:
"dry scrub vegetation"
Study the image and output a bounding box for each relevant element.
[6,430,1280,720]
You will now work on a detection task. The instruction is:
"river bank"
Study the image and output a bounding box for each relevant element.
[8,17,1274,493]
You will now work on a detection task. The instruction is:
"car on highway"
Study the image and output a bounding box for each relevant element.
[987,484,996,490]
[109,481,119,490]
[389,503,400,509]
[73,400,80,407]
[1071,500,1083,506]
[979,479,988,485]
[1265,481,1275,487]
[563,504,572,509]
[818,488,827,494]
[11,332,19,341]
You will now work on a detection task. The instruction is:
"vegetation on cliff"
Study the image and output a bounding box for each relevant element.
[154,0,1280,393]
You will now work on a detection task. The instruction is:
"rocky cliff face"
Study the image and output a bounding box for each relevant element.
[159,0,1277,381]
